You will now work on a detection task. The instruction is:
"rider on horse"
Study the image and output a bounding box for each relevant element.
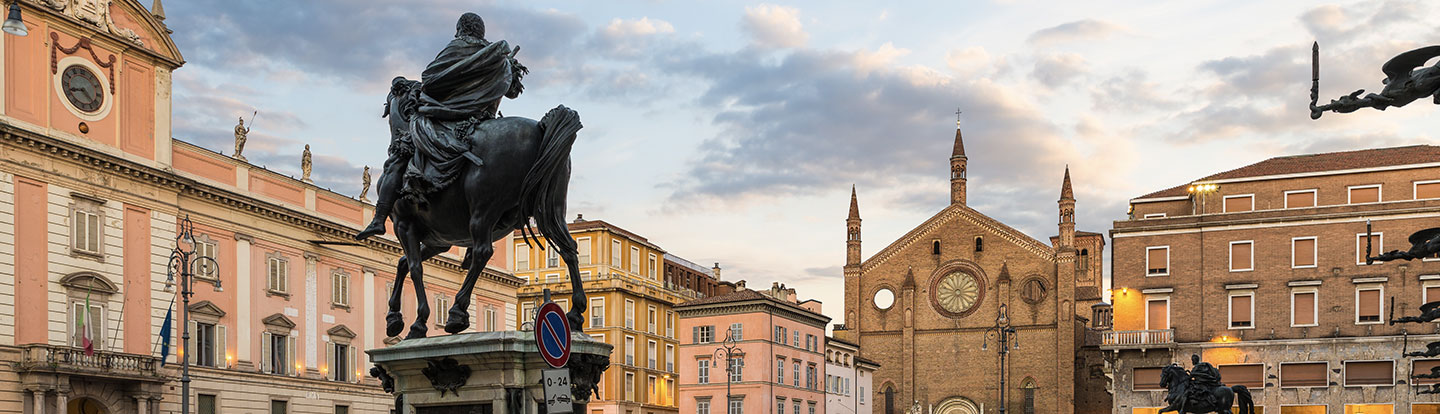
[357,12,528,241]
[1166,354,1223,412]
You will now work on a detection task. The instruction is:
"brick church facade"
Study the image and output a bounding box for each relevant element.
[833,126,1109,414]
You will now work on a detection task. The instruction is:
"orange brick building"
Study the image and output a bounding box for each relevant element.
[1107,145,1440,414]
[833,126,1108,414]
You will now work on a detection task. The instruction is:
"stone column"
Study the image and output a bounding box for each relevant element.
[30,390,44,414]
[363,267,377,367]
[304,253,320,371]
[55,391,67,414]
[134,395,150,414]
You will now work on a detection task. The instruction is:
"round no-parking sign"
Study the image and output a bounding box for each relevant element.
[535,302,571,368]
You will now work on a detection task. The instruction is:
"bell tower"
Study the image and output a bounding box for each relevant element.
[1058,166,1076,248]
[951,115,967,206]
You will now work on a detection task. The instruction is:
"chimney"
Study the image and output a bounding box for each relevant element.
[787,289,797,303]
[573,214,585,223]
[712,262,722,280]
[735,280,746,290]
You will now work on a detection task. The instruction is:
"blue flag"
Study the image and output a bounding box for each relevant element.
[158,295,175,366]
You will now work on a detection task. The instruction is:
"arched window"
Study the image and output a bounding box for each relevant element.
[1022,378,1038,414]
[883,385,896,414]
[1079,249,1090,271]
[932,240,941,255]
[974,236,984,252]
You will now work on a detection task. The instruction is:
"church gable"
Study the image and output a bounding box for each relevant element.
[31,0,183,63]
[862,204,1055,273]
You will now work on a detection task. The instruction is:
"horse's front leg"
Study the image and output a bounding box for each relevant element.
[385,256,409,338]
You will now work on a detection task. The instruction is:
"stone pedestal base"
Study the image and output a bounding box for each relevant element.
[369,331,612,414]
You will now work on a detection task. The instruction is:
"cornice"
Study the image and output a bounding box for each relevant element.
[0,124,521,288]
[862,204,1057,273]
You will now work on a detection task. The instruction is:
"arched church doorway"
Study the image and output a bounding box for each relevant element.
[67,397,108,414]
[935,396,980,414]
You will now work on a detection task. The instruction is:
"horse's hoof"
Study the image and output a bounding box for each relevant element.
[386,312,404,338]
[445,319,470,334]
[405,325,428,340]
[445,309,470,334]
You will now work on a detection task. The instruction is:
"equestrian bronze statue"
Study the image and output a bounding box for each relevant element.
[357,13,586,339]
[1159,355,1254,414]
[1310,41,1440,119]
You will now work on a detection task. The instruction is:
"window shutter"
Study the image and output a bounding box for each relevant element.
[1230,242,1252,270]
[1282,362,1327,387]
[187,321,198,364]
[87,212,100,253]
[326,341,335,381]
[1146,248,1166,273]
[1293,292,1316,325]
[1146,300,1168,330]
[1427,286,1440,304]
[1418,182,1440,200]
[693,326,699,344]
[1345,361,1393,386]
[1350,187,1380,203]
[287,336,296,375]
[1285,191,1315,208]
[1359,290,1381,319]
[216,324,227,368]
[1230,296,1252,326]
[1293,239,1315,267]
[261,333,273,373]
[1415,360,1440,385]
[350,345,359,383]
[1133,367,1163,390]
[1219,364,1263,388]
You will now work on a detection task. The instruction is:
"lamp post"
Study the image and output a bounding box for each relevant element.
[166,215,221,414]
[713,330,741,412]
[982,304,1018,414]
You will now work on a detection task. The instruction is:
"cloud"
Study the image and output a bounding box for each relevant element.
[946,46,994,75]
[1026,19,1124,47]
[741,4,809,49]
[1031,53,1088,88]
[593,17,676,57]
[165,0,588,90]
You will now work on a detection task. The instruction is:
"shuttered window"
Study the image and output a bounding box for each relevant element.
[1357,233,1382,265]
[331,271,350,306]
[1146,299,1169,330]
[1427,285,1440,304]
[1281,362,1327,387]
[1349,186,1380,204]
[1285,190,1316,208]
[1146,247,1169,276]
[1220,364,1264,388]
[1418,181,1440,200]
[72,209,102,255]
[1230,241,1253,271]
[1292,238,1316,268]
[1357,289,1382,323]
[515,243,530,270]
[1229,294,1253,328]
[577,237,591,265]
[1292,291,1317,326]
[1223,195,1254,212]
[1133,367,1163,390]
[1344,361,1394,386]
[1414,360,1440,385]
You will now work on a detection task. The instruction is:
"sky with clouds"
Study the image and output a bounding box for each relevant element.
[160,0,1440,327]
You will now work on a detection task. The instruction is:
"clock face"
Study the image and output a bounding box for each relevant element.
[62,65,104,113]
[933,271,982,316]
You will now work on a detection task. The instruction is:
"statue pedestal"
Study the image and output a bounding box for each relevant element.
[369,331,612,414]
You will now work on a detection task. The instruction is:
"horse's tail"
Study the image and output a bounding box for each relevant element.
[518,105,582,258]
[1233,385,1253,414]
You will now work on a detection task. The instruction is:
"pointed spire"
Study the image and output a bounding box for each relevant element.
[952,128,966,158]
[152,0,166,20]
[997,261,1011,282]
[848,185,860,219]
[902,266,916,288]
[1060,165,1074,200]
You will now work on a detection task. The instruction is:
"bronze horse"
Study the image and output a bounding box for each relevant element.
[380,78,585,339]
[1159,364,1253,414]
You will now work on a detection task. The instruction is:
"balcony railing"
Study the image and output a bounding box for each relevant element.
[17,343,169,382]
[1100,329,1175,349]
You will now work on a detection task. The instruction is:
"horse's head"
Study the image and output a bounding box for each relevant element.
[383,76,423,139]
[1160,363,1188,389]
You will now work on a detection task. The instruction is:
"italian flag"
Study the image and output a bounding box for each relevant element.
[78,287,94,356]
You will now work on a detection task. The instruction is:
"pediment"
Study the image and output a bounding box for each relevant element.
[59,272,119,295]
[262,313,296,329]
[862,204,1056,273]
[326,324,356,339]
[187,300,226,318]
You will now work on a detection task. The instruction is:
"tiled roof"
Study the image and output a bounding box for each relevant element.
[676,289,829,321]
[1137,145,1440,199]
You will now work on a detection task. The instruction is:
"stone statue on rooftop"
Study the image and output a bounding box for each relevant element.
[360,166,372,202]
[233,116,250,161]
[1310,42,1440,119]
[301,144,313,183]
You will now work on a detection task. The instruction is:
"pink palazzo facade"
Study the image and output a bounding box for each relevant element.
[677,284,830,414]
[0,2,520,413]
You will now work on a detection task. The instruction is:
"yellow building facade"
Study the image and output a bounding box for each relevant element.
[512,218,704,414]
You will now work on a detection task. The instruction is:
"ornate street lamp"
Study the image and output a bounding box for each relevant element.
[713,330,741,411]
[982,304,1019,414]
[166,215,221,414]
